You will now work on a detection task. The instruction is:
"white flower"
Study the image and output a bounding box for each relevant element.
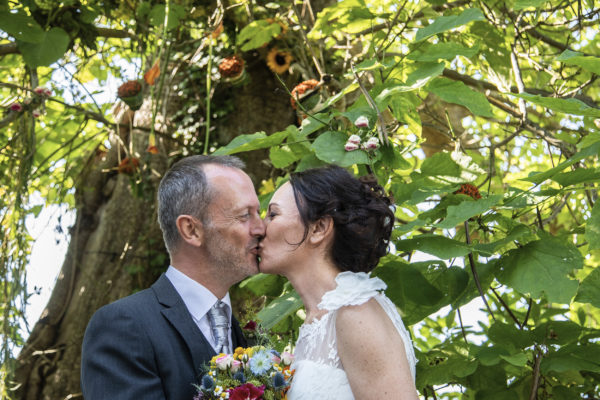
[344,142,359,151]
[214,386,224,396]
[230,359,242,373]
[281,351,294,366]
[347,134,361,144]
[355,115,369,128]
[363,137,379,150]
[215,354,232,370]
[32,109,42,118]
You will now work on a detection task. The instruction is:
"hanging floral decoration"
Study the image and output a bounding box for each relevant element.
[117,80,144,111]
[454,183,482,199]
[266,48,292,74]
[219,55,247,86]
[290,79,319,110]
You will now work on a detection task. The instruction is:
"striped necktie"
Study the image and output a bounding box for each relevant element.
[207,300,231,354]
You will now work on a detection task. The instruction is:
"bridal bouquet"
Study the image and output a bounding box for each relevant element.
[194,346,294,400]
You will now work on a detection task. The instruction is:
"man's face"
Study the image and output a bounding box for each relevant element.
[202,165,265,282]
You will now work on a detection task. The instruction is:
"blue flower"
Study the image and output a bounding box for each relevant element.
[233,371,246,383]
[249,349,273,375]
[201,374,215,392]
[272,372,287,389]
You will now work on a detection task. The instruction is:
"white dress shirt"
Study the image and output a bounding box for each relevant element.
[165,266,232,353]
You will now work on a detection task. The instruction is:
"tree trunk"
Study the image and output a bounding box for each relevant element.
[14,57,295,399]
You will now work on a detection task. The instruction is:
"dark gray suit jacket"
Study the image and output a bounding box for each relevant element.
[81,274,247,399]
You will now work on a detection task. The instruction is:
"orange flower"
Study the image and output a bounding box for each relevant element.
[454,183,481,199]
[117,157,140,174]
[266,48,292,74]
[146,145,159,154]
[144,61,160,86]
[290,79,319,110]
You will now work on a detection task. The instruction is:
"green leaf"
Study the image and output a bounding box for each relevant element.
[213,129,290,155]
[575,267,600,307]
[556,49,600,75]
[18,27,70,68]
[533,321,583,345]
[426,77,494,117]
[512,92,600,118]
[488,321,535,350]
[585,201,600,250]
[523,141,600,184]
[407,42,478,61]
[514,0,547,10]
[257,290,303,329]
[415,8,485,42]
[396,234,472,259]
[552,168,600,187]
[237,20,281,51]
[149,4,186,30]
[416,354,478,386]
[496,236,582,303]
[269,145,299,168]
[436,195,502,229]
[239,273,285,297]
[499,352,529,367]
[541,344,600,374]
[421,151,461,177]
[474,224,530,255]
[311,131,370,167]
[475,346,510,366]
[0,11,44,43]
[374,62,445,104]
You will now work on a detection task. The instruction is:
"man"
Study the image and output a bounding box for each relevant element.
[81,155,265,399]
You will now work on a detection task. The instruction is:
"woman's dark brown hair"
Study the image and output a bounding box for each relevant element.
[289,165,394,273]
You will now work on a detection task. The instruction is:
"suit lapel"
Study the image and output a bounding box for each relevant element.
[152,275,216,374]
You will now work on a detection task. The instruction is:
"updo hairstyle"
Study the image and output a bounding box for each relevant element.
[289,165,394,273]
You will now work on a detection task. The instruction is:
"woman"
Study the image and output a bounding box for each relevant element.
[258,165,418,399]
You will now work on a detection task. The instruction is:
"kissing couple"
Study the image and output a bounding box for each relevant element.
[81,154,418,399]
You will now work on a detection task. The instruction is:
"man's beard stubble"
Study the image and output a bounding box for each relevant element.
[203,226,259,284]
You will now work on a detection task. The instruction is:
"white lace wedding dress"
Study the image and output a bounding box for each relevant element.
[287,271,417,399]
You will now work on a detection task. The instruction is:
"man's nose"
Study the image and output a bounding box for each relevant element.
[250,215,266,237]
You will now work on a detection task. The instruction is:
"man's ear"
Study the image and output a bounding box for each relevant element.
[308,216,334,246]
[175,215,204,247]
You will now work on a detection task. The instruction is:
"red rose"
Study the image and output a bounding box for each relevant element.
[228,383,265,400]
[243,320,257,331]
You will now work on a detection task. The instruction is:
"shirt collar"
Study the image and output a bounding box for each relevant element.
[165,266,232,322]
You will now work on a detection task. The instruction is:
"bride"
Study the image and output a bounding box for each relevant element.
[258,165,418,399]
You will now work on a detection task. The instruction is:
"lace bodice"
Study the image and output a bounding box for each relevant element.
[287,272,417,400]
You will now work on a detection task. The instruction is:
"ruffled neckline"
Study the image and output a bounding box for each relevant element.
[317,271,387,312]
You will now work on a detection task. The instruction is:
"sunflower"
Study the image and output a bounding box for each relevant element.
[266,48,292,74]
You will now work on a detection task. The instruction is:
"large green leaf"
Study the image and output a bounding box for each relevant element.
[415,8,485,42]
[575,267,600,307]
[541,344,600,374]
[213,128,291,155]
[375,62,445,103]
[585,201,600,250]
[239,273,286,297]
[556,50,600,75]
[488,321,535,350]
[396,234,472,259]
[237,20,282,51]
[523,141,600,184]
[474,224,530,255]
[552,168,600,187]
[496,235,582,303]
[512,93,600,118]
[426,77,494,117]
[148,4,186,30]
[407,42,478,61]
[436,195,502,229]
[256,290,303,329]
[269,145,300,169]
[18,27,70,68]
[311,131,370,167]
[421,151,461,177]
[0,11,44,43]
[533,321,583,345]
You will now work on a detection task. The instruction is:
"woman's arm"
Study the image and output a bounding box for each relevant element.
[336,298,419,400]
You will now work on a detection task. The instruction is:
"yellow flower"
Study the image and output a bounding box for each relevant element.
[266,48,292,74]
[234,347,245,360]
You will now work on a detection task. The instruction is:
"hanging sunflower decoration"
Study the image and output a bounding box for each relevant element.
[290,79,320,110]
[117,80,143,110]
[266,48,292,74]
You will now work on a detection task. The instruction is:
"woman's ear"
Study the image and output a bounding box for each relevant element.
[308,215,334,246]
[175,215,204,247]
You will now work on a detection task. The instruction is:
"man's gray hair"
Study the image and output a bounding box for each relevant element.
[157,154,246,254]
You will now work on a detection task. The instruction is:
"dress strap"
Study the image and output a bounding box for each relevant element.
[318,271,387,311]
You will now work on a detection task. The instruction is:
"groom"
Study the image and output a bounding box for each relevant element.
[81,155,265,399]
